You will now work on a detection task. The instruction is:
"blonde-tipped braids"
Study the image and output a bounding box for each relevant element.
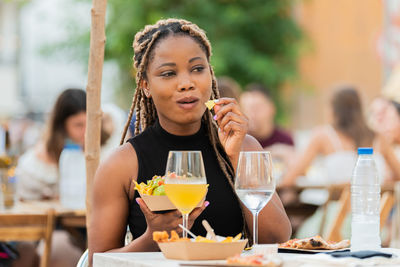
[120,18,252,245]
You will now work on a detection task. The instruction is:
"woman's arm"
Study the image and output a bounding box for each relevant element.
[88,144,208,265]
[375,134,400,181]
[280,129,324,186]
[88,144,144,265]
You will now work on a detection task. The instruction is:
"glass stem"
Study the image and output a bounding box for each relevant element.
[253,211,259,245]
[182,213,189,238]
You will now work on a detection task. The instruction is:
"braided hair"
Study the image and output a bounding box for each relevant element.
[120,18,252,244]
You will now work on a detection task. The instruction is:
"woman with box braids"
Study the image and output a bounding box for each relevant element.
[90,19,291,264]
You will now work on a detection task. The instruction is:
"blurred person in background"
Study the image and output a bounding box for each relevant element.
[15,88,86,267]
[16,89,86,201]
[240,83,294,149]
[281,86,400,187]
[217,76,241,100]
[368,97,393,136]
[282,87,400,240]
[386,100,400,160]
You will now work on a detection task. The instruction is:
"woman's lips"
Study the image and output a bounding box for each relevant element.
[176,97,199,110]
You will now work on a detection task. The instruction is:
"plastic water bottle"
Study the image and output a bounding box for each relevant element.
[59,143,86,209]
[351,147,381,251]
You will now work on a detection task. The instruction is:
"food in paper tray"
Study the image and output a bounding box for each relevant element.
[227,254,282,267]
[279,235,350,250]
[153,230,248,260]
[205,99,216,110]
[134,175,166,195]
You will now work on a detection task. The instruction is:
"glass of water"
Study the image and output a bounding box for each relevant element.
[235,151,275,245]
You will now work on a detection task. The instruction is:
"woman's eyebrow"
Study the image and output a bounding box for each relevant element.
[157,62,176,69]
[189,57,203,63]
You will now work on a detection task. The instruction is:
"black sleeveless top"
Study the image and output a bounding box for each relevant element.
[127,120,244,239]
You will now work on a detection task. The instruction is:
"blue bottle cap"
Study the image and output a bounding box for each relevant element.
[358,147,373,155]
[63,143,81,150]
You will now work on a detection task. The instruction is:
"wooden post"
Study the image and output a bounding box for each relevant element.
[85,0,107,230]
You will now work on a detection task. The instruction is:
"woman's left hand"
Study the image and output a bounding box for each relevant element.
[213,98,248,158]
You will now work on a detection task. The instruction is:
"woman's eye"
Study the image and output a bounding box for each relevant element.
[192,66,205,72]
[160,71,175,77]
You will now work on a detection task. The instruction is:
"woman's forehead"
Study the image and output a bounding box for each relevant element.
[150,35,207,64]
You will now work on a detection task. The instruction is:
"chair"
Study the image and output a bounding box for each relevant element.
[380,191,394,230]
[76,249,88,267]
[0,209,55,267]
[325,188,394,242]
[325,186,351,242]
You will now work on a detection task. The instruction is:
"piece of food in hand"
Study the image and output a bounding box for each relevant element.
[279,235,350,250]
[205,99,216,110]
[134,175,165,195]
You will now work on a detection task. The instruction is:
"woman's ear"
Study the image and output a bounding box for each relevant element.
[140,80,151,98]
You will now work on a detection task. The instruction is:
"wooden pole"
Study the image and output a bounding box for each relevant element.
[85,0,107,230]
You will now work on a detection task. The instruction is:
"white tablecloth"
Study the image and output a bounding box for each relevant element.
[93,248,400,267]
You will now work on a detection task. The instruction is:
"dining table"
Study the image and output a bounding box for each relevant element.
[93,248,400,267]
[1,199,87,248]
[2,199,86,226]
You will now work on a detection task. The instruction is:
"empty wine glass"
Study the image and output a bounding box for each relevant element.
[164,151,208,238]
[235,151,275,245]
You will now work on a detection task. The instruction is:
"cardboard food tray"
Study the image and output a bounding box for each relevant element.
[158,239,248,260]
[278,247,350,254]
[139,192,206,212]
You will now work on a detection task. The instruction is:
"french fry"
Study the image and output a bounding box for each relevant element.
[195,236,217,243]
[170,230,180,242]
[232,233,242,242]
[221,236,233,243]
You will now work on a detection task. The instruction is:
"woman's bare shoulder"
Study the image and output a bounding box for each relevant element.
[95,143,138,195]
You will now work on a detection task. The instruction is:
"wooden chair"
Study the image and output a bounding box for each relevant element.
[380,191,394,230]
[0,209,55,267]
[325,188,394,242]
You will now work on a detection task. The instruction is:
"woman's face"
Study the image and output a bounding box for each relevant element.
[145,35,212,133]
[65,111,86,146]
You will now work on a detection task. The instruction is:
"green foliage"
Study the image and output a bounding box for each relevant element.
[63,0,302,116]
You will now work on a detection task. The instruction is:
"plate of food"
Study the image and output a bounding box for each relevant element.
[278,235,350,254]
[154,230,248,260]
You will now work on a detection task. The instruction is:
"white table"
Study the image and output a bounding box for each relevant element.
[93,248,400,267]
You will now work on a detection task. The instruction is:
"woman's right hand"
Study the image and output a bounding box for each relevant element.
[136,198,209,236]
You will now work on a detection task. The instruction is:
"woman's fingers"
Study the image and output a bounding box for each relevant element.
[218,112,248,136]
[214,101,244,121]
[136,198,154,219]
[137,198,182,232]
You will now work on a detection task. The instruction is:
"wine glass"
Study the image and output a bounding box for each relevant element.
[164,151,208,238]
[235,151,275,246]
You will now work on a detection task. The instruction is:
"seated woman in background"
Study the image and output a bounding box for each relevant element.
[16,89,86,200]
[15,88,87,267]
[281,86,400,187]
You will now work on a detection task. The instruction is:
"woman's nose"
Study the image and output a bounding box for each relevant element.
[178,73,194,91]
